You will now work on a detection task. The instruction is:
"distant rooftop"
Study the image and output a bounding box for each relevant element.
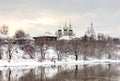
[34,32,57,37]
[0,34,9,39]
[58,36,75,40]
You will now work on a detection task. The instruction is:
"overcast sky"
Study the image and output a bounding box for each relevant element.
[0,0,120,37]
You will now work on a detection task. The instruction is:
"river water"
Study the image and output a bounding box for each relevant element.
[0,63,120,81]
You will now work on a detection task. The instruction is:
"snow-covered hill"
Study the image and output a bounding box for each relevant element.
[0,43,119,67]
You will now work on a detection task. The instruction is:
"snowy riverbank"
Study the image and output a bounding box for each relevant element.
[1,59,120,67]
[0,44,119,67]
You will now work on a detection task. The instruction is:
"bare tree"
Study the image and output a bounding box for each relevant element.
[78,39,90,60]
[36,40,50,61]
[79,39,97,60]
[95,41,107,59]
[0,41,3,59]
[104,38,118,59]
[0,25,8,35]
[6,39,16,62]
[24,44,35,59]
[14,30,26,39]
[14,29,32,46]
[14,29,35,59]
[54,40,66,61]
[68,39,81,61]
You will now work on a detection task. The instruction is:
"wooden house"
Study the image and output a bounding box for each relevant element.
[33,32,57,45]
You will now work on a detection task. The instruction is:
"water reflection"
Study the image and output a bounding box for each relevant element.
[0,64,120,81]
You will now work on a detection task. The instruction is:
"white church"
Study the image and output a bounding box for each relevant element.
[56,22,96,40]
[56,22,75,40]
[85,22,96,39]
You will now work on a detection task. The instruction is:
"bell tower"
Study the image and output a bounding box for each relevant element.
[63,21,68,35]
[68,20,73,36]
[90,22,96,38]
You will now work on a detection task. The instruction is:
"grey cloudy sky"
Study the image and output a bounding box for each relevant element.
[0,0,120,37]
